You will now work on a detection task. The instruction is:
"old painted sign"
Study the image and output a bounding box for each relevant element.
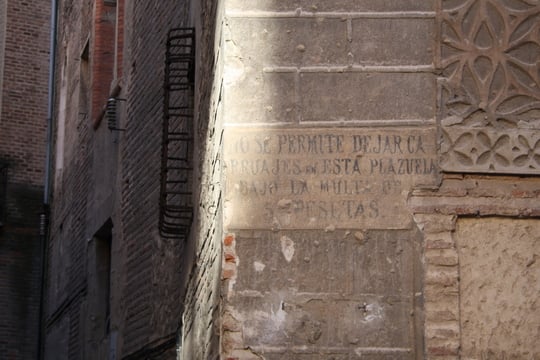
[224,127,438,229]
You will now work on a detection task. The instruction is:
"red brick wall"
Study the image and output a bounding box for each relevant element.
[43,0,198,358]
[0,0,50,359]
[0,0,50,186]
[119,1,190,356]
[91,0,116,128]
[42,0,223,358]
[41,0,96,358]
[180,1,223,358]
[116,0,124,79]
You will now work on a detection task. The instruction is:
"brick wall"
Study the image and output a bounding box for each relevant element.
[0,0,50,359]
[44,0,222,358]
[0,184,43,360]
[410,176,540,358]
[0,0,7,119]
[119,0,190,357]
[115,0,124,79]
[43,0,101,358]
[44,1,253,358]
[179,1,223,358]
[91,0,116,128]
[0,0,50,186]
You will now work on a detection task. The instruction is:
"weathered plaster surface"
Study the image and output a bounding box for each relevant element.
[457,217,540,359]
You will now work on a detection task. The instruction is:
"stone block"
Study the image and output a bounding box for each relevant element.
[425,301,459,322]
[222,331,244,355]
[413,214,456,233]
[351,354,413,360]
[218,227,425,356]
[224,70,296,123]
[425,249,458,267]
[299,72,436,122]
[226,0,436,12]
[230,294,414,349]
[425,267,459,287]
[232,230,417,296]
[226,18,349,67]
[425,322,460,340]
[351,18,434,65]
[223,228,423,356]
[426,342,460,356]
[424,232,455,250]
[424,285,459,302]
[253,353,290,360]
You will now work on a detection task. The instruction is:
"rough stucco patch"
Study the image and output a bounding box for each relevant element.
[456,218,540,359]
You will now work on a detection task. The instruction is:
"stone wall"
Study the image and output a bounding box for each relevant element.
[220,1,438,358]
[219,1,540,359]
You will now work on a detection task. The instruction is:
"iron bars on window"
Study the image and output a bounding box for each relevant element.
[159,28,195,241]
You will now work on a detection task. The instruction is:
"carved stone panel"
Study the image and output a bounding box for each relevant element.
[438,0,540,174]
[441,127,540,172]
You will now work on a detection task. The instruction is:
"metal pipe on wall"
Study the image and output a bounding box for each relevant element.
[43,0,57,206]
[37,0,58,358]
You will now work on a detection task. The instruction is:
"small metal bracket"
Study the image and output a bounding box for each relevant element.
[106,97,126,132]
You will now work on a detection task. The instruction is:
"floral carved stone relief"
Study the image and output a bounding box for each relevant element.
[439,0,540,174]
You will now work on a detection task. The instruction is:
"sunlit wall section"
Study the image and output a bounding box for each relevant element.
[220,0,438,358]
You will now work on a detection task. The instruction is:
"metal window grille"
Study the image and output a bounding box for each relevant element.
[159,28,195,240]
